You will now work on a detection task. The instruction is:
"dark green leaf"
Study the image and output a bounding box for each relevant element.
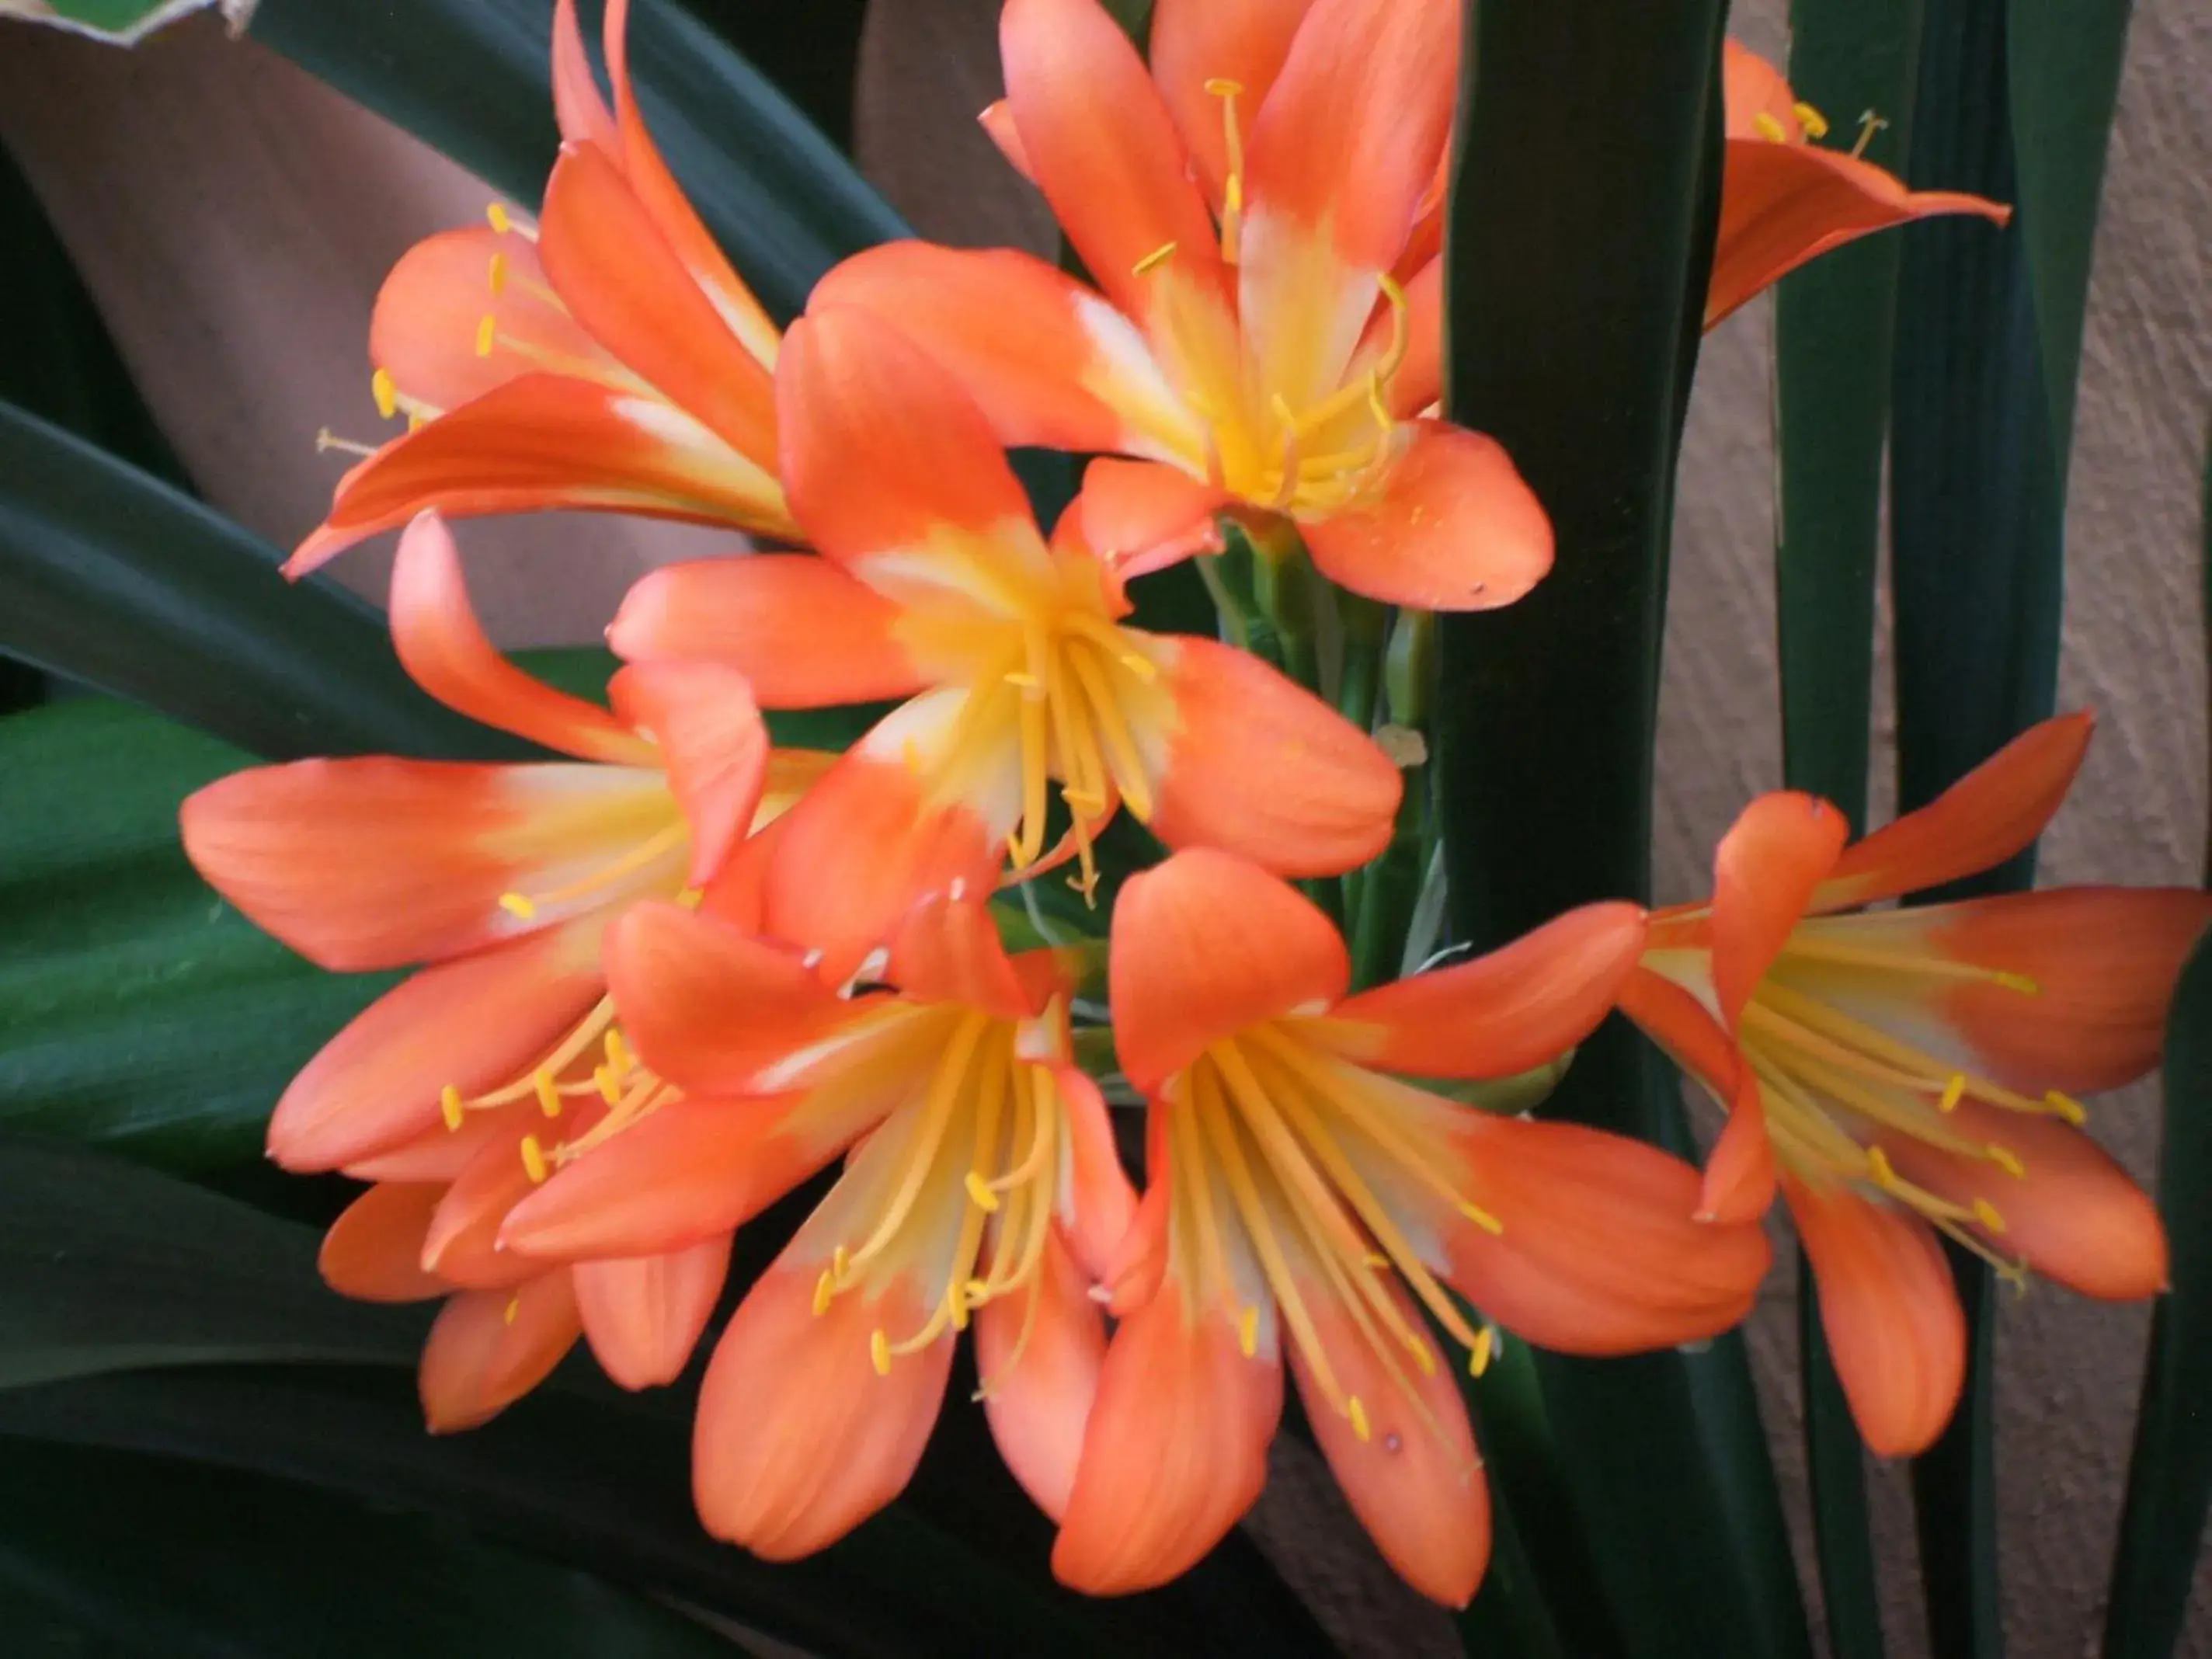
[1437,2,1810,1653]
[0,1439,748,1658]
[248,0,906,325]
[679,0,868,154]
[0,401,519,761]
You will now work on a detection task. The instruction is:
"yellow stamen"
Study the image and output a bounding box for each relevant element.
[812,1268,836,1316]
[2045,1090,2089,1126]
[315,429,377,459]
[487,252,509,297]
[1852,111,1888,158]
[1988,1143,2025,1178]
[487,202,512,234]
[499,892,537,920]
[1132,240,1178,276]
[1793,101,1831,139]
[1777,933,2039,993]
[870,1329,892,1376]
[1469,1324,1496,1379]
[475,315,496,358]
[370,367,398,421]
[1973,1198,2008,1233]
[1939,1073,1967,1113]
[520,1135,548,1184]
[964,1169,1001,1212]
[1205,78,1247,264]
[1237,1304,1260,1358]
[533,1069,562,1118]
[503,1296,520,1325]
[1753,111,1789,143]
[440,1085,464,1132]
[1348,1395,1372,1442]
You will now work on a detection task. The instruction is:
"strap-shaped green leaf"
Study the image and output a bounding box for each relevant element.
[1436,2,1810,1654]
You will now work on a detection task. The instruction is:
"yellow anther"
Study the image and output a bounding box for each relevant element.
[870,1329,893,1376]
[520,1135,549,1184]
[487,202,513,235]
[1753,111,1789,143]
[1348,1396,1372,1442]
[503,1296,521,1325]
[964,1278,993,1306]
[487,251,509,297]
[1202,77,1245,97]
[498,892,537,920]
[1132,240,1178,277]
[1938,1074,1967,1114]
[1994,971,2041,995]
[1793,101,1831,139]
[603,1028,630,1075]
[1972,1198,2008,1234]
[902,738,923,774]
[593,1065,621,1105]
[1003,670,1042,690]
[1363,1251,1391,1269]
[2044,1090,2088,1126]
[1987,1143,2026,1178]
[964,1170,1002,1213]
[812,1269,836,1316]
[407,412,426,433]
[949,1284,971,1333]
[832,1244,851,1282]
[1469,1324,1496,1378]
[1236,1305,1260,1358]
[1404,1334,1438,1377]
[475,315,497,358]
[1119,652,1159,682]
[370,367,398,420]
[1459,1201,1505,1236]
[525,1070,558,1119]
[440,1085,464,1131]
[1864,1144,1901,1190]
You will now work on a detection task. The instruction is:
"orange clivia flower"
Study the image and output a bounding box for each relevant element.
[290,0,795,576]
[496,892,1138,1560]
[612,304,1403,980]
[1052,850,1771,1605]
[181,510,827,1174]
[806,0,1554,610]
[1619,713,2207,1456]
[1707,40,2012,328]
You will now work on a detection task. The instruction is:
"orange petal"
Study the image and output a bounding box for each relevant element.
[265,927,606,1171]
[887,892,1037,1019]
[551,0,616,148]
[537,141,778,465]
[320,1182,449,1303]
[1812,712,2093,912]
[1000,0,1229,329]
[1711,791,1850,1028]
[1299,421,1553,610]
[812,242,1200,463]
[370,226,612,416]
[694,1263,954,1560]
[607,661,770,888]
[1879,1097,2168,1301]
[777,309,1050,603]
[342,1109,520,1184]
[763,716,1009,989]
[979,1232,1109,1523]
[1785,1175,1965,1458]
[1111,848,1351,1094]
[1614,965,1741,1098]
[1149,0,1318,211]
[1720,39,1800,143]
[419,1273,582,1432]
[574,1233,733,1389]
[603,903,850,1096]
[1444,1114,1771,1354]
[1052,1285,1281,1594]
[1316,901,1647,1078]
[978,99,1032,179]
[421,1121,558,1292]
[1709,137,2012,329]
[1700,1063,1779,1224]
[609,555,927,707]
[288,373,793,576]
[390,510,657,765]
[1076,458,1229,581]
[1144,634,1401,876]
[1058,1065,1140,1285]
[1291,1271,1490,1609]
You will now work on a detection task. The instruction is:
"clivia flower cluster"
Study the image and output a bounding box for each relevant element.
[179,0,2203,1610]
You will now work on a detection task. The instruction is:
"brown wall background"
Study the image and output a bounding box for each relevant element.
[1,1,2207,1650]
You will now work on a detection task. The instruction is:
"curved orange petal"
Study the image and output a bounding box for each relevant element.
[602,903,850,1097]
[694,1263,954,1560]
[320,1182,448,1303]
[608,555,930,705]
[607,661,769,888]
[1111,848,1351,1095]
[1699,1063,1779,1225]
[1149,0,1318,210]
[182,758,665,972]
[812,242,1199,463]
[421,1122,558,1292]
[979,1231,1109,1524]
[1615,965,1740,1097]
[886,892,1036,1019]
[1444,1114,1771,1354]
[1076,458,1229,582]
[1058,1065,1140,1285]
[1142,634,1400,877]
[1814,714,2092,913]
[1051,1285,1282,1595]
[777,309,1049,605]
[419,1272,582,1432]
[266,926,606,1171]
[1785,1175,1965,1458]
[1291,1271,1490,1609]
[390,510,656,764]
[1316,901,1647,1078]
[1000,0,1229,329]
[550,0,616,148]
[341,1108,521,1184]
[574,1233,733,1389]
[1709,137,2012,329]
[1299,421,1553,610]
[1720,39,1800,141]
[288,373,794,576]
[1711,791,1850,1028]
[538,140,778,465]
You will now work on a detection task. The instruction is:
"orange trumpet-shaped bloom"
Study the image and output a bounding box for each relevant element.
[290,0,795,576]
[806,0,1554,610]
[1707,40,2012,328]
[1052,850,1771,1605]
[496,892,1139,1558]
[1619,713,2206,1457]
[181,510,827,1174]
[611,304,1402,982]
